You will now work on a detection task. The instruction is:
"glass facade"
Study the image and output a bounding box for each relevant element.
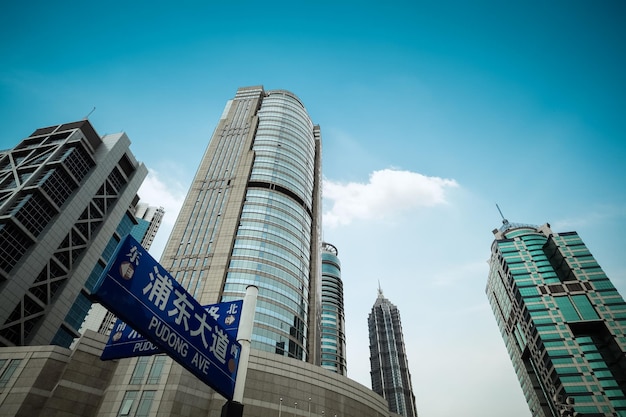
[486,221,626,417]
[320,242,347,375]
[222,90,318,360]
[158,86,322,364]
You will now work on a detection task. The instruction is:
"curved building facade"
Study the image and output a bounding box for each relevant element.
[95,86,333,417]
[222,90,319,361]
[321,242,347,375]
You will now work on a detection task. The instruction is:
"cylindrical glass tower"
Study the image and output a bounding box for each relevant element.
[321,242,347,375]
[221,89,320,361]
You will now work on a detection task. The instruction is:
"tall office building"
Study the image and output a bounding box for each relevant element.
[158,85,322,361]
[0,120,147,348]
[97,87,389,417]
[486,219,626,416]
[130,202,165,251]
[369,288,418,417]
[321,242,347,375]
[0,94,388,417]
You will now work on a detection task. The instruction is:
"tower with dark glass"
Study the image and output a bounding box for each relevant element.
[486,219,626,416]
[369,288,418,417]
[321,242,347,375]
[0,120,146,347]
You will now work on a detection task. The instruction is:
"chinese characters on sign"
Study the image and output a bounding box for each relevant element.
[92,235,241,400]
[101,300,243,361]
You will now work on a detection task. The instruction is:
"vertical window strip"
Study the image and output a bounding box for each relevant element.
[135,390,156,417]
[0,359,21,388]
[130,357,150,385]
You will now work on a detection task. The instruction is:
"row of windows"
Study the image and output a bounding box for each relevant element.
[17,194,52,237]
[224,278,307,313]
[242,197,309,224]
[252,132,315,172]
[224,282,308,327]
[252,139,313,179]
[232,247,307,281]
[246,189,312,227]
[322,268,341,281]
[240,210,309,241]
[233,243,307,273]
[38,167,77,207]
[256,113,315,144]
[235,228,309,261]
[228,259,306,291]
[256,113,314,142]
[249,170,312,206]
[254,129,315,173]
[259,100,314,129]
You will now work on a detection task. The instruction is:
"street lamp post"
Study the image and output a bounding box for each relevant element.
[279,398,283,417]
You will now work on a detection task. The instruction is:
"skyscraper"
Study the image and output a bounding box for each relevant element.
[97,87,387,417]
[0,120,147,347]
[486,219,626,417]
[321,242,347,375]
[0,100,388,417]
[130,203,165,251]
[158,85,322,361]
[369,288,418,417]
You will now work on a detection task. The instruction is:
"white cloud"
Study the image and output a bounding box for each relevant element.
[137,168,188,259]
[323,169,459,228]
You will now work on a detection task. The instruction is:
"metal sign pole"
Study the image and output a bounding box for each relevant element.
[222,285,258,417]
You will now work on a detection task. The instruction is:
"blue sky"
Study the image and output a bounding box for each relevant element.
[2,2,625,416]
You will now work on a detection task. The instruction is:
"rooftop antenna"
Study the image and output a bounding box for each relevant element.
[377,280,383,297]
[83,106,96,120]
[496,203,509,226]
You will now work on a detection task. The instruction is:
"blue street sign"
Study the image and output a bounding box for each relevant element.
[91,235,241,400]
[101,300,243,361]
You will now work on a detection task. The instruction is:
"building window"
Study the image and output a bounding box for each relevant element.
[0,359,21,388]
[130,357,150,385]
[118,391,138,416]
[136,391,156,417]
[146,356,166,385]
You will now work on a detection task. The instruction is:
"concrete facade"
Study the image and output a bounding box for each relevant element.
[0,120,147,347]
[0,330,117,417]
[1,336,388,417]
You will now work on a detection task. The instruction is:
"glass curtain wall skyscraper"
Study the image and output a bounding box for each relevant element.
[99,86,323,416]
[321,242,347,375]
[368,288,418,417]
[486,219,626,417]
[157,85,322,361]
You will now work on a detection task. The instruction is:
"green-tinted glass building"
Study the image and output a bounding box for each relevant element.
[486,220,626,417]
